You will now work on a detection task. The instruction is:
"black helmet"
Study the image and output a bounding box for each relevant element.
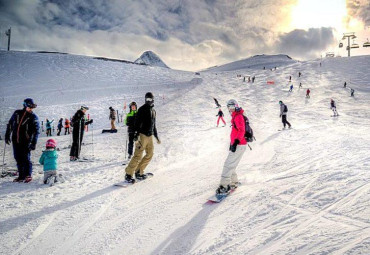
[145,92,154,105]
[23,98,37,108]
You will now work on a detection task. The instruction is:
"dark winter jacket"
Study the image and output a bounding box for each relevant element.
[71,110,92,132]
[109,109,116,120]
[5,108,40,146]
[135,103,158,139]
[217,110,224,117]
[125,110,137,133]
[57,119,63,129]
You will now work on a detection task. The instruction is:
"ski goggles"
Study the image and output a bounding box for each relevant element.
[23,102,37,109]
[146,98,154,102]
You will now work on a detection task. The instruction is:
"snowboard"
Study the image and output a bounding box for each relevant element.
[331,115,340,117]
[114,173,154,187]
[102,129,117,133]
[278,127,292,131]
[207,183,240,203]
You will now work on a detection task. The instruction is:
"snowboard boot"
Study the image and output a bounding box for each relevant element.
[125,174,136,184]
[135,172,147,180]
[230,182,239,189]
[70,156,77,161]
[216,185,231,195]
[13,177,24,182]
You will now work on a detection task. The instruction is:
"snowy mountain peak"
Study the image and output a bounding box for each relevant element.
[134,51,169,68]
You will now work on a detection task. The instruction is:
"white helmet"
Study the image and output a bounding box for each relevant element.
[227,99,239,109]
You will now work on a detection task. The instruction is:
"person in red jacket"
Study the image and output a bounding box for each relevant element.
[216,108,226,127]
[306,88,310,98]
[216,99,247,195]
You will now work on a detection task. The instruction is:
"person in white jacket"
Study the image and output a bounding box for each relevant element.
[279,101,291,129]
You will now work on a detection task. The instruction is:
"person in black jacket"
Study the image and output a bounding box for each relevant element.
[69,106,93,161]
[5,98,40,182]
[124,92,160,183]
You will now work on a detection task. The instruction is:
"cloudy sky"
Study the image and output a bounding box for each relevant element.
[0,0,369,71]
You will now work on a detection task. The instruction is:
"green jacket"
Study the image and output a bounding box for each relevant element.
[39,149,58,171]
[125,110,137,133]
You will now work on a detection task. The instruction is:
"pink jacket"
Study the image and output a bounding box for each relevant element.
[230,109,247,145]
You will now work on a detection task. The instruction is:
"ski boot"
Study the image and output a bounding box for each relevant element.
[24,176,32,183]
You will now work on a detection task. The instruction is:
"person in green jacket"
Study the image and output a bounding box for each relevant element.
[125,102,138,159]
[39,139,62,184]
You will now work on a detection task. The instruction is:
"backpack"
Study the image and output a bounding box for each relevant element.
[243,115,254,142]
[284,105,288,112]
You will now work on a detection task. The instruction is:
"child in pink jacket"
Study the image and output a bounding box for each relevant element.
[216,99,247,195]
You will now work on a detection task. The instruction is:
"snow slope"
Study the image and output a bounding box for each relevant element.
[0,51,369,255]
[204,54,295,72]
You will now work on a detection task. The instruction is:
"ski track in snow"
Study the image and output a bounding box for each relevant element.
[0,51,369,255]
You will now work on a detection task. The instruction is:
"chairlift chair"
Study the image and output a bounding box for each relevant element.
[363,39,370,48]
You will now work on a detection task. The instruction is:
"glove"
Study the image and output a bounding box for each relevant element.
[279,114,282,117]
[133,133,139,141]
[28,143,36,151]
[5,136,11,145]
[156,137,161,144]
[88,119,93,124]
[230,139,240,153]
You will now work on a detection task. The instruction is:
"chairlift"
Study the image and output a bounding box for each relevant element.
[351,40,359,49]
[339,42,343,48]
[363,39,370,48]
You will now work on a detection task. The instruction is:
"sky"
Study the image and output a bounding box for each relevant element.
[0,0,369,71]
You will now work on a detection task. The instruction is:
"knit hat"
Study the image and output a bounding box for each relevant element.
[46,139,57,148]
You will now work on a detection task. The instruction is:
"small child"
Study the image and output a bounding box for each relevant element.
[39,139,62,184]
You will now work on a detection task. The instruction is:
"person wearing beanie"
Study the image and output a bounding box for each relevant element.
[124,92,161,183]
[109,107,117,130]
[125,102,138,159]
[5,98,40,183]
[69,105,93,161]
[39,139,63,184]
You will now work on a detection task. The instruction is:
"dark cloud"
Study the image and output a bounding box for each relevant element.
[275,28,336,59]
[346,0,370,26]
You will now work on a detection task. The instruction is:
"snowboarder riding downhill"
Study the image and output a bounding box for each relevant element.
[216,99,247,195]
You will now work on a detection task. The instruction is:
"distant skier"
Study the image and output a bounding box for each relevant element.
[289,76,292,82]
[289,84,293,92]
[69,106,93,161]
[39,139,63,184]
[216,99,246,195]
[298,72,301,77]
[299,83,302,88]
[344,82,347,88]
[124,92,160,183]
[279,101,291,129]
[109,107,116,130]
[306,89,311,98]
[248,76,251,82]
[46,119,54,137]
[125,102,138,159]
[5,98,40,183]
[330,99,338,116]
[64,118,71,135]
[243,77,246,82]
[57,118,63,136]
[216,108,226,127]
[351,89,355,97]
[252,76,255,83]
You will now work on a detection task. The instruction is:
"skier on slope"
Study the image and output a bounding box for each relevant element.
[46,118,54,137]
[330,99,338,116]
[57,118,63,136]
[216,108,226,127]
[64,118,71,135]
[279,101,292,129]
[289,84,294,92]
[39,139,63,184]
[124,92,160,183]
[69,106,93,161]
[216,99,247,195]
[306,89,311,98]
[5,98,40,183]
[125,102,138,159]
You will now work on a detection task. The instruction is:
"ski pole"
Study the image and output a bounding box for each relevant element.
[91,122,94,159]
[2,142,6,174]
[248,144,252,150]
[125,129,128,160]
[78,120,81,159]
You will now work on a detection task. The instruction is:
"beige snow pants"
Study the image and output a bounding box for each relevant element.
[125,134,154,176]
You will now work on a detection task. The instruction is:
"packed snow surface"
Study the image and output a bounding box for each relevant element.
[0,51,369,255]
